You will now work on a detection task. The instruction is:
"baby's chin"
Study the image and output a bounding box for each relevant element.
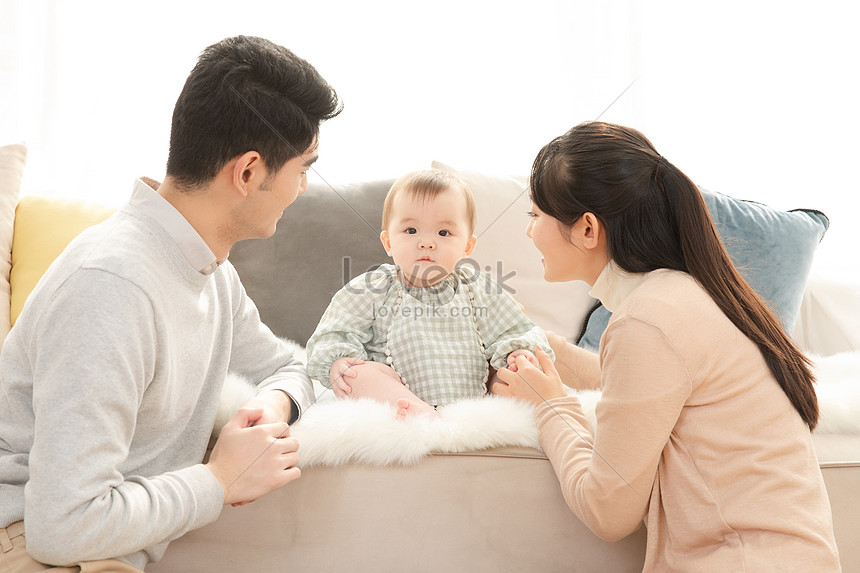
[399,266,452,288]
[403,275,448,288]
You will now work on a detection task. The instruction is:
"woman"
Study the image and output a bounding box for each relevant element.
[493,122,840,571]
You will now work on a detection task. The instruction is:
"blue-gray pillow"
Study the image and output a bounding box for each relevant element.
[576,187,829,353]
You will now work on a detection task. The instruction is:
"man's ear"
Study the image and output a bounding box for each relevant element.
[380,230,392,256]
[231,151,264,197]
[464,235,477,256]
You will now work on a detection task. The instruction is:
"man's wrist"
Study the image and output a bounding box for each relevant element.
[268,389,298,424]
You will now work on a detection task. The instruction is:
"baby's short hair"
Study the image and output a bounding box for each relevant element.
[381,169,477,234]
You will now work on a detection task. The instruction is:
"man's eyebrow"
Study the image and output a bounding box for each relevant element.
[304,154,319,167]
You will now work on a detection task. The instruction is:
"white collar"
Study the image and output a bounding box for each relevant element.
[129,178,220,275]
[589,260,647,312]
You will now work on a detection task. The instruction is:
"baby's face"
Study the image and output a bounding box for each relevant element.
[381,187,476,287]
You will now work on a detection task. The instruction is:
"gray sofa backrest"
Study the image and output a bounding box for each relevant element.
[229,179,393,346]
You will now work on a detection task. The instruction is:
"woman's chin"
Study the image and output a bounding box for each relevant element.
[542,268,575,283]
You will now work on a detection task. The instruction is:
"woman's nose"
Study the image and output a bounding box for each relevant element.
[526,218,534,238]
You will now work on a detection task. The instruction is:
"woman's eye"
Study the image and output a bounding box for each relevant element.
[438,230,450,237]
[526,211,537,218]
[405,228,417,234]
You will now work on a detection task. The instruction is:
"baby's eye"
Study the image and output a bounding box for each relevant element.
[438,230,450,237]
[405,227,417,234]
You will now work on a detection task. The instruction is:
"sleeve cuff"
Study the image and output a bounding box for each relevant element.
[181,464,224,532]
[535,396,583,426]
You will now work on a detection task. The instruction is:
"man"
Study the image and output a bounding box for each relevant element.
[0,36,341,571]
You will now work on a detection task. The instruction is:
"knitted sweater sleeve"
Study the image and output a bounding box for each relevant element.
[23,270,223,565]
[548,330,601,391]
[224,263,313,420]
[535,316,691,542]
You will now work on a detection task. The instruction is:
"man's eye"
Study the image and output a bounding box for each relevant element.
[438,230,450,237]
[405,228,417,234]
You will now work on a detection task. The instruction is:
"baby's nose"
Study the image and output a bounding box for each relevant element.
[418,237,435,249]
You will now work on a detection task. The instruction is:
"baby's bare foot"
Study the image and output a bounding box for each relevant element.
[395,398,439,421]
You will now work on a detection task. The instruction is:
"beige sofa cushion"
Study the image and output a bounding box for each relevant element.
[432,160,593,340]
[0,143,27,348]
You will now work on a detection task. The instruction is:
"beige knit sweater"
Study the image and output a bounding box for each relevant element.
[539,267,840,572]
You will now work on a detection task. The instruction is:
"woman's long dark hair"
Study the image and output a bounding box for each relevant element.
[531,121,818,430]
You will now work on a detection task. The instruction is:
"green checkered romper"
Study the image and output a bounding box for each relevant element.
[306,264,553,406]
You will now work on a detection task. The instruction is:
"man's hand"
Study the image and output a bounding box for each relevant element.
[206,407,300,507]
[329,357,364,398]
[240,389,294,426]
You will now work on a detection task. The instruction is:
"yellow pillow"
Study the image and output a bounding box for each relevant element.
[10,196,115,325]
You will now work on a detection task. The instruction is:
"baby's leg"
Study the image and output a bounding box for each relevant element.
[347,361,438,419]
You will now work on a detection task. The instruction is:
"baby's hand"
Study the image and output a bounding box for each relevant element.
[329,357,365,398]
[506,349,539,373]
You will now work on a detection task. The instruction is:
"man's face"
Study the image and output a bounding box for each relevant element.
[245,144,318,239]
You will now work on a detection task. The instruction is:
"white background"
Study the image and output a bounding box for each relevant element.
[1,0,858,277]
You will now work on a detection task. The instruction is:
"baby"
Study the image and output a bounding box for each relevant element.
[306,169,553,418]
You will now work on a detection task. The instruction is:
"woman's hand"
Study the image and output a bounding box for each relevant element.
[492,346,568,406]
[505,348,539,372]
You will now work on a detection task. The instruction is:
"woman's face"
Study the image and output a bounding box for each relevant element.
[526,203,607,284]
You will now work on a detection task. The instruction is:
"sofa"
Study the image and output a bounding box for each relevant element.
[1,143,857,571]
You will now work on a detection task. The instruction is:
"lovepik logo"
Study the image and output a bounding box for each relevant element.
[341,257,517,300]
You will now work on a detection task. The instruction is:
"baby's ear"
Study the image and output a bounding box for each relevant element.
[380,230,392,256]
[464,235,477,256]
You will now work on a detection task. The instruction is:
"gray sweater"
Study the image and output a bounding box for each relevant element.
[0,183,313,568]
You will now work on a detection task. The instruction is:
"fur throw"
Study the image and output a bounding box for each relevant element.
[215,350,860,468]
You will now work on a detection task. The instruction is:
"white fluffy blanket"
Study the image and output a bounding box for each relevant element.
[216,350,860,468]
